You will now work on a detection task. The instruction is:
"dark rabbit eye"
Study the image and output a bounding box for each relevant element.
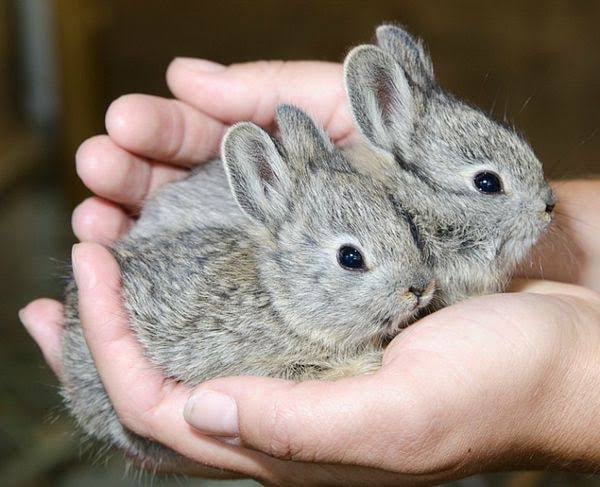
[473,171,503,194]
[337,245,365,271]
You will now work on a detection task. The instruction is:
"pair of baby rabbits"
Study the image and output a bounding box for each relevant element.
[61,25,555,469]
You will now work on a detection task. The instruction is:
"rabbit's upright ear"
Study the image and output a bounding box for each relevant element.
[375,24,435,89]
[344,45,415,156]
[274,104,335,169]
[222,123,291,224]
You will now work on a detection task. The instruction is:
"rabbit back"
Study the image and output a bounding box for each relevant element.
[129,159,242,239]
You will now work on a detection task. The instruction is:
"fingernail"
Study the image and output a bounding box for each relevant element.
[184,390,239,437]
[173,57,225,73]
[72,244,96,290]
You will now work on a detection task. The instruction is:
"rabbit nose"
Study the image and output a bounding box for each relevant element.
[543,188,556,214]
[408,286,424,298]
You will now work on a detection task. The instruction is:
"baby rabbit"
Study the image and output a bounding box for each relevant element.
[343,25,555,305]
[61,104,435,469]
[134,25,555,307]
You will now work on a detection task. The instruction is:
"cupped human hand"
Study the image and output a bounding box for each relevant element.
[21,242,600,485]
[71,59,352,243]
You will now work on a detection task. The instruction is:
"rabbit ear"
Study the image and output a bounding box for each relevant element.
[274,104,335,170]
[221,122,291,224]
[375,24,435,89]
[344,44,415,155]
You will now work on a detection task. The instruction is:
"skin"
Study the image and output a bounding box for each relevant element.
[20,58,600,485]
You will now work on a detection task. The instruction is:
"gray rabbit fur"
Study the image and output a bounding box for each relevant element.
[134,24,554,307]
[61,105,435,469]
[342,25,555,305]
[134,25,555,306]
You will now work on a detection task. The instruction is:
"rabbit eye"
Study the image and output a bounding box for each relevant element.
[473,171,503,194]
[337,245,366,271]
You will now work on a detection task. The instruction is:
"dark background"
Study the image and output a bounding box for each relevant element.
[1,1,598,486]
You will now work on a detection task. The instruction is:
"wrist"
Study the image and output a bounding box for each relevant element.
[523,293,600,470]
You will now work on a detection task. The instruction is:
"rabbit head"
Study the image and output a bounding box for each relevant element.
[222,104,435,348]
[343,25,555,292]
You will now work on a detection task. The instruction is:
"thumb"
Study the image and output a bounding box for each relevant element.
[166,58,353,142]
[183,372,423,468]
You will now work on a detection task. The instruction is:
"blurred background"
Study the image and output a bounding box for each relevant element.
[1,1,598,486]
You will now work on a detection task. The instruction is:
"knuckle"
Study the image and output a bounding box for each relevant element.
[164,100,187,160]
[260,396,306,461]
